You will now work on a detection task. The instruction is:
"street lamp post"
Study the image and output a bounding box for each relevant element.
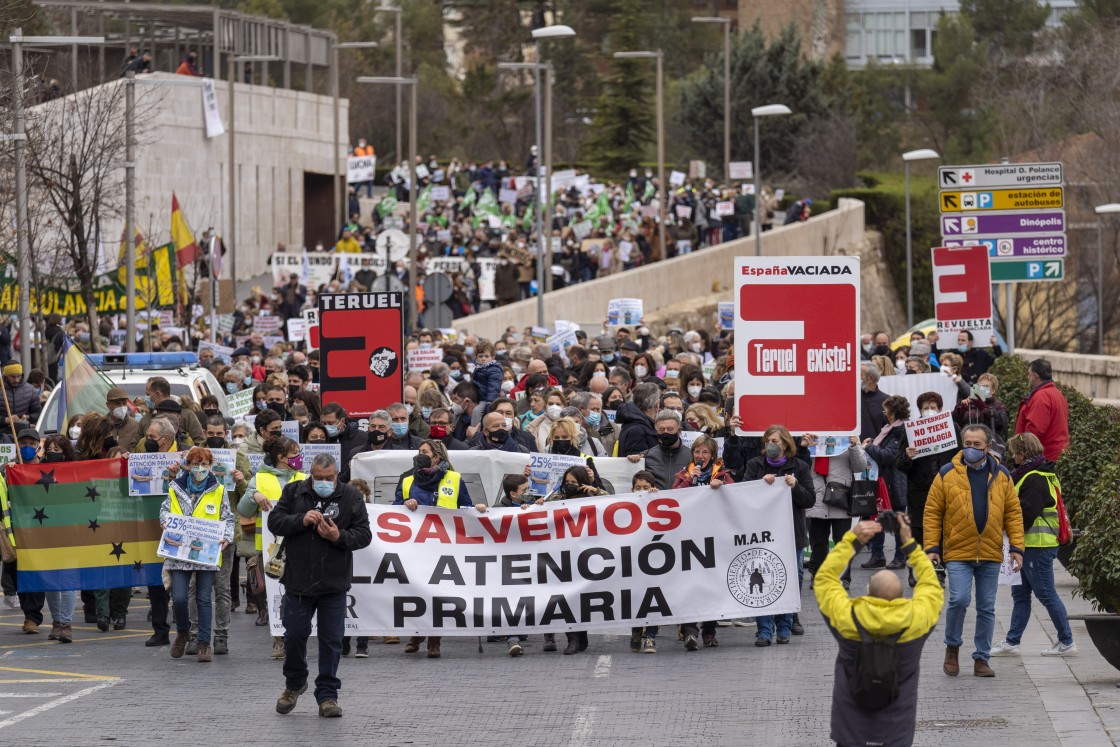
[1094,203,1120,354]
[497,61,556,294]
[613,50,665,261]
[227,54,279,288]
[690,16,731,181]
[902,149,940,329]
[357,76,419,329]
[124,75,203,352]
[373,3,404,163]
[750,104,791,257]
[332,42,379,237]
[530,25,576,327]
[8,30,104,371]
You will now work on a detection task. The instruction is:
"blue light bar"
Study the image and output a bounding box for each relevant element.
[87,352,199,370]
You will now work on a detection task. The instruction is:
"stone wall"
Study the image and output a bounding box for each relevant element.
[452,198,871,340]
[1016,348,1120,405]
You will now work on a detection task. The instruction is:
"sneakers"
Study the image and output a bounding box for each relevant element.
[276,684,306,715]
[702,634,719,648]
[96,616,110,632]
[542,634,557,652]
[170,633,189,659]
[990,640,1021,656]
[112,617,126,630]
[716,620,733,627]
[144,633,170,647]
[732,619,755,627]
[974,658,995,677]
[355,643,369,658]
[319,700,342,718]
[213,634,229,656]
[21,619,38,634]
[860,557,886,569]
[641,637,657,654]
[683,634,699,651]
[508,640,524,657]
[185,636,198,656]
[629,630,642,652]
[48,621,62,640]
[57,624,73,643]
[197,641,212,663]
[755,636,772,647]
[271,637,286,659]
[1041,641,1078,657]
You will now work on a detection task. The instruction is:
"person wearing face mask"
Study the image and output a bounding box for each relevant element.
[268,453,371,718]
[319,403,363,470]
[615,382,662,459]
[8,428,46,634]
[241,436,307,654]
[859,333,875,361]
[385,403,423,451]
[0,362,41,430]
[525,389,568,451]
[570,391,618,456]
[860,396,911,571]
[104,387,138,452]
[425,408,467,451]
[133,417,181,647]
[340,411,393,483]
[952,372,1009,447]
[394,440,487,659]
[955,329,1000,383]
[895,392,958,587]
[161,447,235,663]
[924,424,1024,678]
[936,352,972,405]
[130,377,204,450]
[870,331,893,359]
[470,411,529,453]
[859,363,890,443]
[642,411,693,489]
[744,425,816,646]
[232,409,283,577]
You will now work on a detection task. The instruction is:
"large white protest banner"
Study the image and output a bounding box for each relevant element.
[904,410,959,458]
[271,252,338,288]
[877,372,961,425]
[263,480,797,636]
[158,514,225,569]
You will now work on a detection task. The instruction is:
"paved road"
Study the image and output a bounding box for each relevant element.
[0,545,1115,746]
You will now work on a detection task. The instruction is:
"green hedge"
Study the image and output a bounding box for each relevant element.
[1069,464,1120,613]
[830,172,940,321]
[990,355,1120,522]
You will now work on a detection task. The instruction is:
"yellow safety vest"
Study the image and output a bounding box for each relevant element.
[255,470,308,551]
[169,482,227,566]
[1015,469,1061,548]
[402,470,461,508]
[0,473,13,548]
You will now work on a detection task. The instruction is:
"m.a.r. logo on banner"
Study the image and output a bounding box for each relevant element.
[931,246,993,346]
[734,257,861,436]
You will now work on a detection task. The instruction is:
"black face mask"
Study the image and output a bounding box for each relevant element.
[874,344,891,356]
[368,430,388,446]
[43,451,65,463]
[144,437,161,453]
[657,432,678,449]
[289,385,301,399]
[267,402,287,418]
[487,429,507,444]
[203,409,219,420]
[605,400,620,411]
[310,368,320,383]
[205,436,227,449]
[413,454,432,470]
[551,438,572,453]
[562,482,581,497]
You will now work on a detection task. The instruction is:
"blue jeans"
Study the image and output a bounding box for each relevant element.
[45,590,75,625]
[1006,546,1073,646]
[945,560,1000,660]
[757,549,804,641]
[282,592,347,704]
[170,569,214,643]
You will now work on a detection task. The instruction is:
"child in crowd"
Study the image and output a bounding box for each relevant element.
[630,471,660,654]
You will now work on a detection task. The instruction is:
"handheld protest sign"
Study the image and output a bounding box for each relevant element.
[318,292,404,418]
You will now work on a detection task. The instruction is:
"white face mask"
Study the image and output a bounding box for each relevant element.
[687,385,702,398]
[546,405,563,420]
[503,416,514,430]
[922,408,940,417]
[231,436,245,446]
[634,365,648,379]
[690,343,703,354]
[501,380,514,393]
[69,426,81,440]
[111,405,129,421]
[405,403,414,416]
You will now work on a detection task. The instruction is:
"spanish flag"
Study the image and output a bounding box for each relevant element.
[116,227,149,286]
[8,458,163,592]
[170,193,200,268]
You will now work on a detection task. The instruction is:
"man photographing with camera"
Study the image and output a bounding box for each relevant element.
[924,424,1024,679]
[815,512,943,747]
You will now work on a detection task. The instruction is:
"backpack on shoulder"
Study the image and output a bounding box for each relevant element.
[849,608,906,711]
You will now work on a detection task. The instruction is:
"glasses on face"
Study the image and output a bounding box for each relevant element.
[430,420,450,427]
[266,397,285,404]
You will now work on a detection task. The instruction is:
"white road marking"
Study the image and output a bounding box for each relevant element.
[0,693,61,698]
[567,704,597,747]
[0,681,118,730]
[592,654,612,678]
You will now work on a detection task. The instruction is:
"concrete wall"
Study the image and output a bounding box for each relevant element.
[1016,348,1120,405]
[452,198,867,340]
[19,73,350,283]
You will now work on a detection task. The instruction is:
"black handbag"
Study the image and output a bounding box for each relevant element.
[823,482,851,511]
[848,479,879,517]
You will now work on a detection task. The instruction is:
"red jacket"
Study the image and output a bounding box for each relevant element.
[1015,381,1069,461]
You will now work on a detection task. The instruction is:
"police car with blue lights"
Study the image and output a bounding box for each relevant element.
[36,352,226,434]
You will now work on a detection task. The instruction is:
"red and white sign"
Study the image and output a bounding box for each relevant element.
[406,347,443,373]
[318,293,404,418]
[734,256,860,436]
[903,410,959,459]
[931,245,993,346]
[302,308,319,350]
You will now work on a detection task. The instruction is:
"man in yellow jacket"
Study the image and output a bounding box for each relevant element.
[924,424,1025,678]
[816,514,942,747]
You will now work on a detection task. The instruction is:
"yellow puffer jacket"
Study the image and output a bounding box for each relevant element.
[924,452,1025,562]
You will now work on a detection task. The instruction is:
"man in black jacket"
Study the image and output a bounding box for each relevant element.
[616,382,661,457]
[860,362,889,441]
[268,454,371,719]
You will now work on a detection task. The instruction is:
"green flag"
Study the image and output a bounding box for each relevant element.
[522,201,536,233]
[416,184,433,214]
[476,187,500,216]
[460,186,477,211]
[624,182,635,207]
[376,195,398,218]
[643,180,655,200]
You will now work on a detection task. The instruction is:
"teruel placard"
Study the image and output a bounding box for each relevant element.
[931,246,993,346]
[319,292,404,418]
[734,256,860,436]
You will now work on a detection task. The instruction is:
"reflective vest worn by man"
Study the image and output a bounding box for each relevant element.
[255,470,308,550]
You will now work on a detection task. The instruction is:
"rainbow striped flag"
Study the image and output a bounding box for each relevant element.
[8,458,164,592]
[55,334,116,433]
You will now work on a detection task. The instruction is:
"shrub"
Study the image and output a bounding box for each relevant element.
[1068,463,1120,613]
